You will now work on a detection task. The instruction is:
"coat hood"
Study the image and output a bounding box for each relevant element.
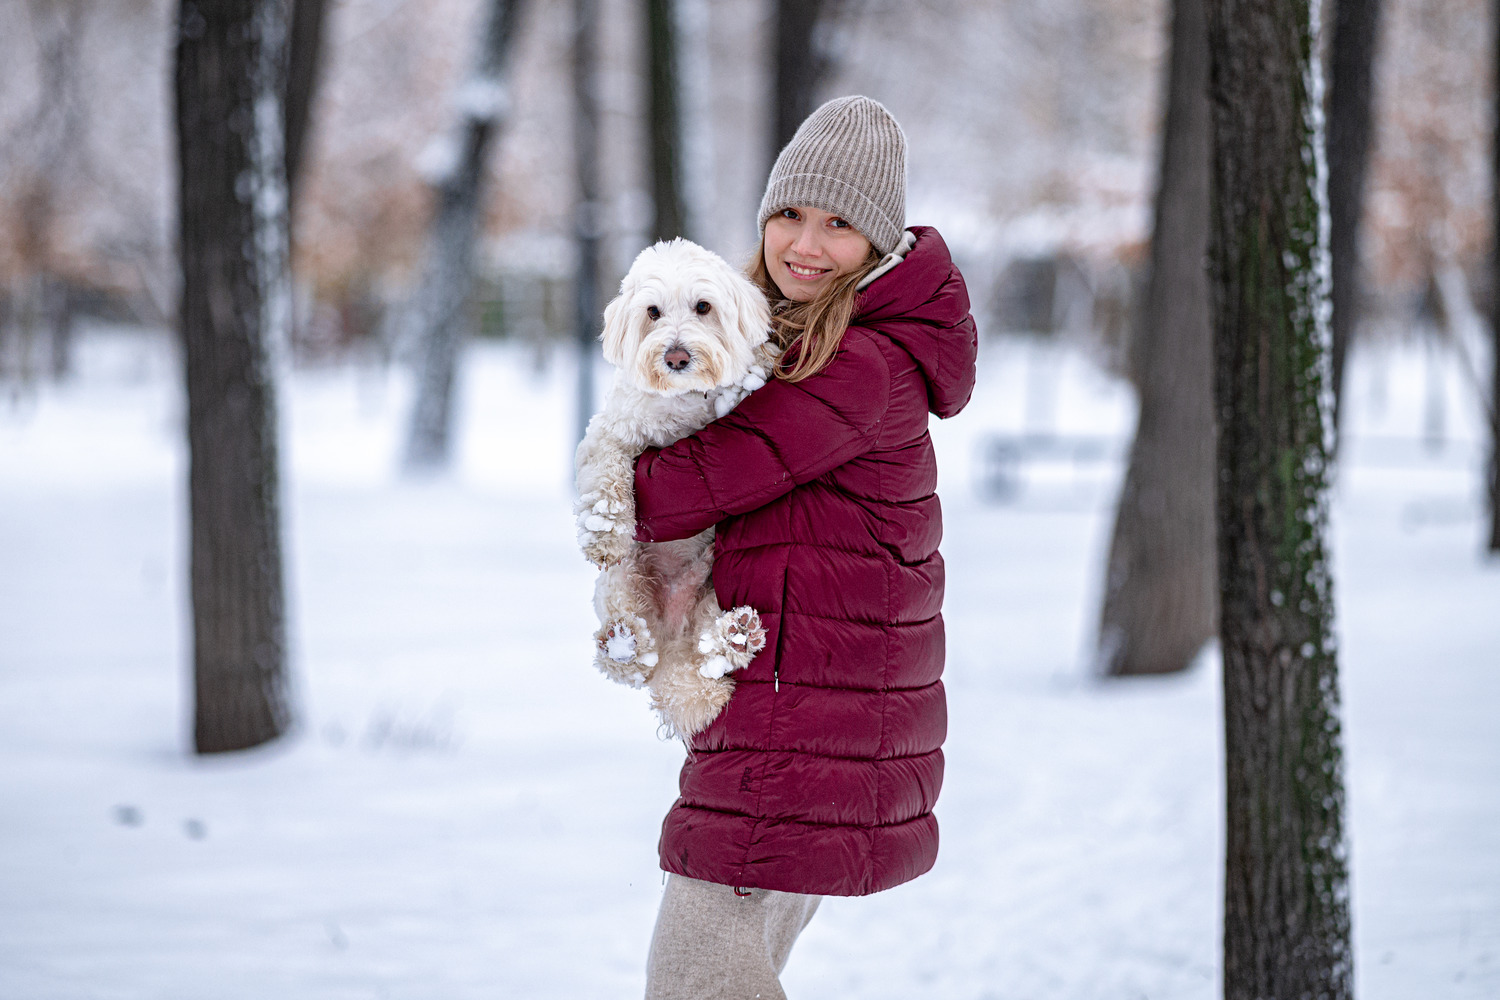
[852,226,978,419]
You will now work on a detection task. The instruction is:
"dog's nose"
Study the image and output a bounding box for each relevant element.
[664,346,692,371]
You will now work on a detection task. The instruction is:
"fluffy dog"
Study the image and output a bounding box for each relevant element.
[575,239,773,738]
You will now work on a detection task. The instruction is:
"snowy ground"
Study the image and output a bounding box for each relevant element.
[1,326,1496,999]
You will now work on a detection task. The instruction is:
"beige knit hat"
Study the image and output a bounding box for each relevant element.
[758,96,907,256]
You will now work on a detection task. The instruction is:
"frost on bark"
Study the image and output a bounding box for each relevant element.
[1096,0,1217,677]
[402,0,527,473]
[1206,0,1354,994]
[647,0,687,242]
[1326,0,1383,437]
[175,0,293,754]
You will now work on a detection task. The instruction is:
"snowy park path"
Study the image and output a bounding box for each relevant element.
[1,330,1496,999]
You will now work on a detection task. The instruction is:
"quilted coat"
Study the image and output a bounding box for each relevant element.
[633,226,978,896]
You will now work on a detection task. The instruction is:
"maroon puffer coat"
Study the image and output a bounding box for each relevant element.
[633,226,978,896]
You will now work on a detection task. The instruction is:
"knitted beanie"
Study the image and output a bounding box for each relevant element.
[757,96,907,256]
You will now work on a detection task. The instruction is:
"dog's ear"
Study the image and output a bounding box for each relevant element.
[599,286,634,368]
[722,269,773,348]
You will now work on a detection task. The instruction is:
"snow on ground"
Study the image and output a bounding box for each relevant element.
[0,325,1495,999]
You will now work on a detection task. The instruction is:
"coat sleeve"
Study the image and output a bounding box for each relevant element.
[634,329,892,542]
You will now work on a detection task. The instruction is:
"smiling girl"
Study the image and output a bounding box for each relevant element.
[630,96,979,1000]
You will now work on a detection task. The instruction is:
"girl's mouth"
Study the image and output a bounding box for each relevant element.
[784,261,830,280]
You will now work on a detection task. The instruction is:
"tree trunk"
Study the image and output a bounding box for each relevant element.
[283,0,329,215]
[402,0,527,472]
[175,0,294,754]
[1096,0,1216,677]
[1206,0,1354,994]
[647,0,687,242]
[1489,0,1500,553]
[573,0,601,451]
[1327,0,1383,438]
[771,0,828,163]
[46,276,74,380]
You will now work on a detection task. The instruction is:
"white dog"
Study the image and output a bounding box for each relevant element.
[575,239,774,738]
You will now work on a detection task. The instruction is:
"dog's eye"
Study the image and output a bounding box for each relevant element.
[694,301,711,315]
[646,305,661,321]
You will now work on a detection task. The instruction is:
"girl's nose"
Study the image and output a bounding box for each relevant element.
[791,231,822,257]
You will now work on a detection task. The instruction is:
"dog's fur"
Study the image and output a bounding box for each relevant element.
[575,239,774,738]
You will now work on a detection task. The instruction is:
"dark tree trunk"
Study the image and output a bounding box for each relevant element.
[1327,0,1383,438]
[283,0,329,214]
[402,0,527,472]
[573,0,601,450]
[1490,0,1500,553]
[771,0,829,163]
[175,0,293,754]
[1096,0,1216,677]
[646,0,687,242]
[46,276,74,380]
[1206,0,1354,994]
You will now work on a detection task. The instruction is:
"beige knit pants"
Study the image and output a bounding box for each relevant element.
[643,874,822,1000]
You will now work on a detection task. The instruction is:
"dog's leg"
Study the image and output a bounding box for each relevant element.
[648,596,764,738]
[591,561,659,687]
[641,564,768,741]
[575,433,638,568]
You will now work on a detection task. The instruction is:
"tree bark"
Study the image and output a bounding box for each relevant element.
[1489,0,1500,553]
[771,0,828,164]
[647,0,687,242]
[175,0,293,754]
[573,0,601,450]
[402,0,527,472]
[1327,0,1383,439]
[1096,0,1216,677]
[1206,0,1354,994]
[283,0,329,215]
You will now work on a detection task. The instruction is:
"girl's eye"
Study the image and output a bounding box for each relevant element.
[829,217,850,229]
[780,208,800,221]
[694,301,711,315]
[647,306,661,320]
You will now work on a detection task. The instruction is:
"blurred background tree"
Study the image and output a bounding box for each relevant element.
[285,0,331,219]
[174,0,295,754]
[1491,0,1500,553]
[573,0,602,446]
[646,0,687,242]
[401,0,528,472]
[1328,0,1384,437]
[1094,0,1215,678]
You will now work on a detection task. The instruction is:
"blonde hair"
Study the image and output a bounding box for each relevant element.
[748,237,882,383]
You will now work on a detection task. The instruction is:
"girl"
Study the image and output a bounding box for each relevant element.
[632,95,978,1000]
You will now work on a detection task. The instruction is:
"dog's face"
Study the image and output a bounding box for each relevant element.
[601,239,772,395]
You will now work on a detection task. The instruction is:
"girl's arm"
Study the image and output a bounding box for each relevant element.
[634,330,892,542]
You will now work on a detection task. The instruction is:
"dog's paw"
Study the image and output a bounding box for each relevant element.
[740,366,767,392]
[594,617,658,687]
[712,367,770,419]
[696,606,766,678]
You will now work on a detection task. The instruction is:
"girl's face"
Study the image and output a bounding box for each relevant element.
[762,206,873,302]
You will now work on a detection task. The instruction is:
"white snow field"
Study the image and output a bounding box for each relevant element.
[1,326,1496,999]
